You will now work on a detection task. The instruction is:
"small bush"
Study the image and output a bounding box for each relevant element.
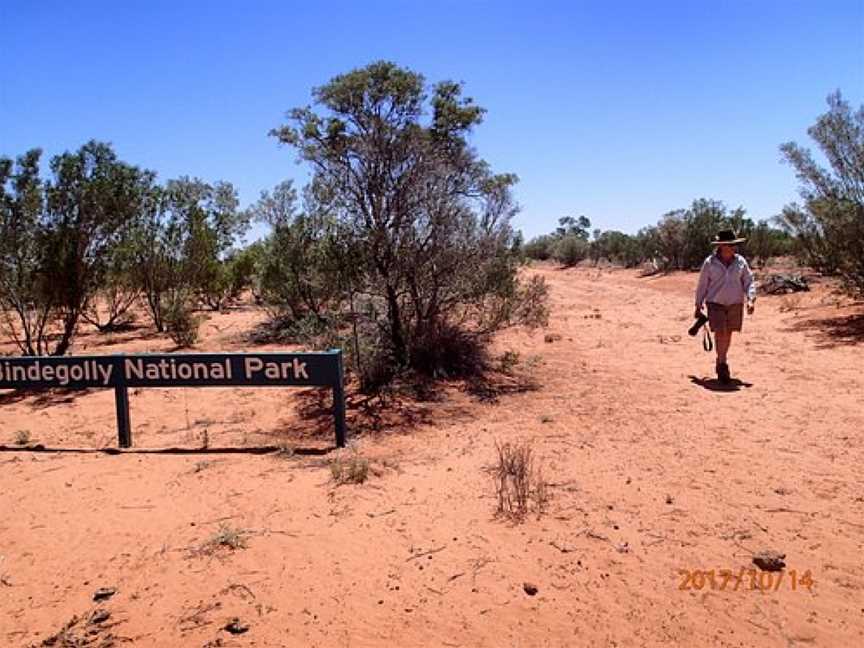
[409,323,490,381]
[330,450,370,485]
[497,350,521,375]
[14,430,31,446]
[552,235,590,267]
[163,293,202,348]
[522,235,555,261]
[492,439,549,520]
[201,524,248,552]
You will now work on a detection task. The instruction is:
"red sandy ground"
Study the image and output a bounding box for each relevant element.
[1,265,862,647]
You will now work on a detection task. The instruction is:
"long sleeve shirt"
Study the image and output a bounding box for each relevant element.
[694,253,756,307]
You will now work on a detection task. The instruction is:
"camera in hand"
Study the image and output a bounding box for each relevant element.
[688,312,709,336]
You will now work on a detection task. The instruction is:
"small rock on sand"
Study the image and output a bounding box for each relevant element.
[224,618,249,634]
[93,587,117,602]
[752,550,786,572]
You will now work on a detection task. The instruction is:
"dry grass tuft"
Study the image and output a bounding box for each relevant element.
[330,450,371,485]
[198,524,249,554]
[492,439,549,521]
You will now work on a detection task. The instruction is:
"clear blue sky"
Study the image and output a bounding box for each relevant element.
[1,1,862,241]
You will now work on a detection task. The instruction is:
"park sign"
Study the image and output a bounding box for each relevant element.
[0,351,347,448]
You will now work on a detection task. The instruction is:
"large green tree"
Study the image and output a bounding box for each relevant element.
[270,61,547,376]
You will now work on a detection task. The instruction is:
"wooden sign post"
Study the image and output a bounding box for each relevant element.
[0,350,348,448]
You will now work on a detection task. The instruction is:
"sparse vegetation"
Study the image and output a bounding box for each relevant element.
[200,524,249,553]
[330,450,371,485]
[266,61,550,389]
[492,439,549,520]
[497,350,522,375]
[778,91,864,296]
[13,430,31,446]
[163,292,202,348]
[525,201,792,271]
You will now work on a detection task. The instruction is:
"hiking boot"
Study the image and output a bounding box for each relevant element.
[716,362,731,384]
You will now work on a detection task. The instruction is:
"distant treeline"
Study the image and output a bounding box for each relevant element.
[522,201,794,270]
[524,91,863,295]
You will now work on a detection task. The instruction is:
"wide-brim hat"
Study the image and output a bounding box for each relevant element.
[710,229,746,245]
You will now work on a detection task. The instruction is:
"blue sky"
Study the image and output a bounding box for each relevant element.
[1,1,862,241]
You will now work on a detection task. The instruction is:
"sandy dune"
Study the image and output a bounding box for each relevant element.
[1,265,862,647]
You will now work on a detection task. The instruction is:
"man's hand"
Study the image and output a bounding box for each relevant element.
[694,306,704,320]
[747,301,755,315]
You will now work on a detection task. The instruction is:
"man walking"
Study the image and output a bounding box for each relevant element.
[694,230,756,384]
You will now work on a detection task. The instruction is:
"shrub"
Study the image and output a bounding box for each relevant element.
[163,293,201,348]
[779,91,864,295]
[200,524,249,553]
[523,235,555,261]
[552,235,589,266]
[492,439,548,520]
[269,62,550,387]
[330,450,370,485]
[747,220,794,267]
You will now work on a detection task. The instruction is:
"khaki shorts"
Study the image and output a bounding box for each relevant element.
[707,302,743,332]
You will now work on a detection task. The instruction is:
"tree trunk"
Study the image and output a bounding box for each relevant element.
[385,284,406,367]
[52,309,79,356]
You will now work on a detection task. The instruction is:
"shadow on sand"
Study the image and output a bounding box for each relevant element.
[689,375,753,392]
[784,311,864,349]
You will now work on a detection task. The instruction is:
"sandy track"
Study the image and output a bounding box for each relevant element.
[1,266,862,647]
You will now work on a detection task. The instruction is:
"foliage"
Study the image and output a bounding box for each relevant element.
[82,227,141,331]
[135,177,249,331]
[0,149,49,354]
[747,220,794,267]
[269,61,549,382]
[555,215,591,239]
[522,234,555,261]
[493,439,548,520]
[588,230,643,267]
[330,449,371,485]
[0,142,152,355]
[532,201,790,271]
[552,234,590,266]
[778,91,864,294]
[250,181,345,323]
[630,199,753,271]
[163,291,202,348]
[225,243,263,302]
[200,524,249,553]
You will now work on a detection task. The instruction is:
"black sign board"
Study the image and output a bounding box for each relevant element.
[0,350,347,448]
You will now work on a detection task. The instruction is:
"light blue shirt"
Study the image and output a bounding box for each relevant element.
[695,253,756,307]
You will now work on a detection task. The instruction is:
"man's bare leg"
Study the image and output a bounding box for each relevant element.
[716,330,732,364]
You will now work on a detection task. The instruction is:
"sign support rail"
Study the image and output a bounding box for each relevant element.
[0,350,348,449]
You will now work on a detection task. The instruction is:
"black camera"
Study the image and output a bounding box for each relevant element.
[688,312,709,336]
